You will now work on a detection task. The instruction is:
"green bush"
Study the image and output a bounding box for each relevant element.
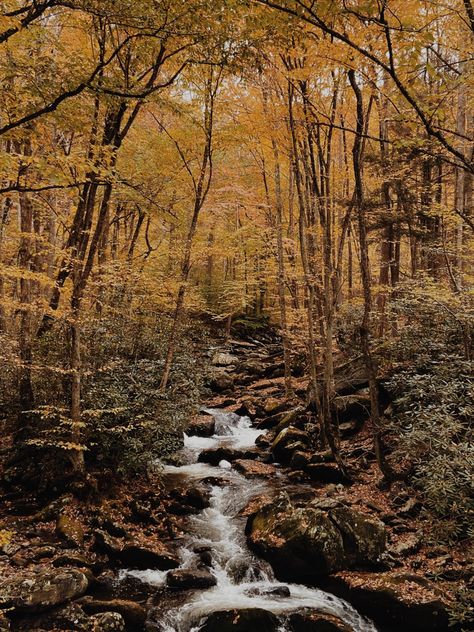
[387,357,473,542]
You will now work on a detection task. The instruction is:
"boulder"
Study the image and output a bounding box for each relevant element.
[169,487,210,514]
[198,447,257,465]
[199,609,280,632]
[56,514,84,548]
[247,494,386,582]
[94,530,123,557]
[333,393,371,423]
[271,427,310,463]
[324,572,452,632]
[187,414,216,437]
[119,545,179,571]
[0,567,90,613]
[288,609,353,632]
[79,596,146,627]
[209,370,234,393]
[233,460,277,478]
[166,569,217,589]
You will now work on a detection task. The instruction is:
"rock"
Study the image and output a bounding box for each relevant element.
[333,393,371,422]
[130,499,154,523]
[247,494,386,582]
[198,447,257,465]
[310,450,335,464]
[93,530,179,570]
[119,545,179,570]
[209,370,234,393]
[169,487,210,514]
[212,352,238,366]
[389,534,422,557]
[398,498,421,517]
[0,567,90,613]
[90,612,126,631]
[199,609,280,632]
[187,414,216,437]
[31,546,57,561]
[233,460,277,478]
[53,552,96,569]
[94,530,123,557]
[193,545,213,567]
[0,613,9,630]
[290,451,311,469]
[324,572,452,632]
[80,597,146,627]
[245,585,291,598]
[56,514,84,548]
[271,427,310,463]
[16,602,90,631]
[167,569,217,589]
[238,360,267,377]
[339,420,360,438]
[304,464,347,484]
[263,397,287,415]
[288,609,353,632]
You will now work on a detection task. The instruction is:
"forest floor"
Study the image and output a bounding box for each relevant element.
[0,331,472,631]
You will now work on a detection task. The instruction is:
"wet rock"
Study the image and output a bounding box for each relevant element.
[169,487,210,514]
[90,611,126,631]
[119,545,179,571]
[288,609,353,632]
[0,567,90,613]
[199,608,280,632]
[56,514,84,548]
[324,572,452,632]
[247,494,386,582]
[304,464,347,484]
[245,585,291,598]
[187,414,216,437]
[198,447,257,465]
[167,569,217,589]
[79,596,147,627]
[233,459,277,478]
[193,545,213,567]
[271,427,310,463]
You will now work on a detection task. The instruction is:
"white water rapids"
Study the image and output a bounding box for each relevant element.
[122,409,378,632]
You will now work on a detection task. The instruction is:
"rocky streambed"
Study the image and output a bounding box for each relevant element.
[0,339,464,631]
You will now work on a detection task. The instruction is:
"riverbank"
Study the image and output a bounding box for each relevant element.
[0,335,471,631]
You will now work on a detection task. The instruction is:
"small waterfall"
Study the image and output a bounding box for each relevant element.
[122,410,378,632]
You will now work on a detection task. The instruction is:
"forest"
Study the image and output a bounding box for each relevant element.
[0,1,472,631]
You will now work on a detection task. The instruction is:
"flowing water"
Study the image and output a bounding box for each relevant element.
[122,409,378,632]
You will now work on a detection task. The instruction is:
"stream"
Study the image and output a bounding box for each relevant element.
[122,409,378,632]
